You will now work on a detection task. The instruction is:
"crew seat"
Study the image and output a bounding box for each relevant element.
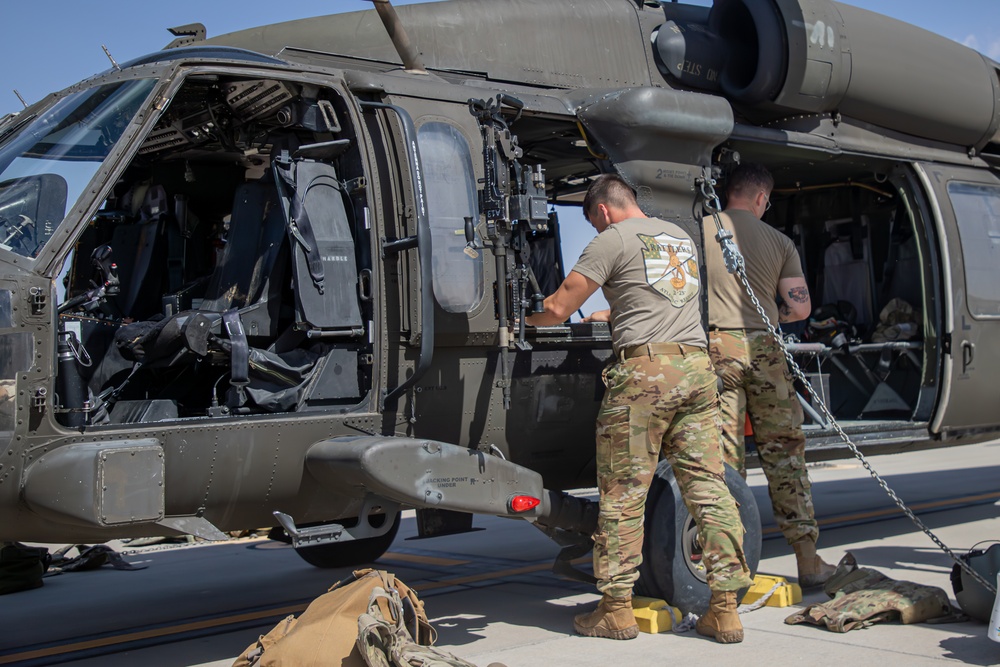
[109,173,291,415]
[112,143,364,416]
[197,175,290,340]
[272,141,363,335]
[109,183,170,320]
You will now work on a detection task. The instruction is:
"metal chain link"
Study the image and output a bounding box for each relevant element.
[698,172,996,595]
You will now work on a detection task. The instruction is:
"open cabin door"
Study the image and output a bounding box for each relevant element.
[356,99,426,419]
[915,163,1000,434]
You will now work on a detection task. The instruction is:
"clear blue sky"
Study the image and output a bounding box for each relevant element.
[1,0,996,316]
[0,0,996,116]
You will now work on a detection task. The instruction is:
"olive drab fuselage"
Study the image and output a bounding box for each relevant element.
[0,0,998,563]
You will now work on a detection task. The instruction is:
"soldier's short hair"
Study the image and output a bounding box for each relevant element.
[583,174,637,221]
[727,162,774,198]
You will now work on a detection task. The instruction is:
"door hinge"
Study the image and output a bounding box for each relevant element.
[29,286,46,315]
[32,387,47,410]
[942,332,952,355]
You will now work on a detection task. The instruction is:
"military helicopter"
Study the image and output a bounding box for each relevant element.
[0,0,997,615]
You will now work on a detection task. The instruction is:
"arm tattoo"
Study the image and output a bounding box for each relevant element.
[788,286,809,304]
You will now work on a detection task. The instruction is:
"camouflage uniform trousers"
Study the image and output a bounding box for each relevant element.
[594,346,752,599]
[708,328,818,546]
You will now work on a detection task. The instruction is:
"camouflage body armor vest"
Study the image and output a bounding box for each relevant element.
[785,553,953,632]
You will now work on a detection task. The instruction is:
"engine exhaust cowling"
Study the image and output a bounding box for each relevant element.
[657,0,1000,150]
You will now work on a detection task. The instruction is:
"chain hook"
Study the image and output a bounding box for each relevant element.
[698,168,744,275]
[697,169,723,214]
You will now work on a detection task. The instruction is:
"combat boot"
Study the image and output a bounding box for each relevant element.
[793,540,837,589]
[695,591,744,643]
[573,594,639,640]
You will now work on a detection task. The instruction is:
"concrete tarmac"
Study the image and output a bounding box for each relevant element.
[1,442,998,666]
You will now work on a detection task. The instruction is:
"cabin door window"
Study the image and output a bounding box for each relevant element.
[947,181,1000,319]
[416,122,483,313]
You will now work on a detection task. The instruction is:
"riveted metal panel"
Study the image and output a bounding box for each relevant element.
[22,440,164,528]
[208,0,652,90]
[99,445,165,525]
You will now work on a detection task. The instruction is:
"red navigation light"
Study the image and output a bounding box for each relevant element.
[509,495,541,513]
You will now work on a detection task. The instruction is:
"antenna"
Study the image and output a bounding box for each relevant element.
[13,90,27,109]
[101,45,121,71]
[165,23,206,50]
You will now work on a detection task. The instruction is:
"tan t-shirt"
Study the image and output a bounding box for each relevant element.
[703,209,804,330]
[572,217,706,353]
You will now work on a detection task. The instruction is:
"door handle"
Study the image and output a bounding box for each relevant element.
[962,340,975,373]
[358,268,373,302]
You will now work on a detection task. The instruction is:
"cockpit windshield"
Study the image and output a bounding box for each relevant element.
[0,79,156,258]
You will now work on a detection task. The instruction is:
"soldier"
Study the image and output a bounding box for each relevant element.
[702,162,836,588]
[526,174,752,643]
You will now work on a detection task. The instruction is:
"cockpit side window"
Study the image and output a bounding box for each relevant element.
[0,80,157,259]
[416,122,484,313]
[947,181,1000,319]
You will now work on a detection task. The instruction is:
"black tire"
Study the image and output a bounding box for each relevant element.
[635,460,762,615]
[292,513,401,569]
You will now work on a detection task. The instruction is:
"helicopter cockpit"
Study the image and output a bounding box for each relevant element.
[54,73,373,427]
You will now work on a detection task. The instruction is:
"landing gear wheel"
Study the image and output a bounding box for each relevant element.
[635,460,761,615]
[290,513,401,569]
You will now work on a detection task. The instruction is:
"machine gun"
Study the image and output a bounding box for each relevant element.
[467,94,549,409]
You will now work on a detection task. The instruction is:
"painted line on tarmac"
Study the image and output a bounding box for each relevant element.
[414,562,555,591]
[379,552,471,567]
[762,490,1000,537]
[0,558,578,665]
[0,604,305,665]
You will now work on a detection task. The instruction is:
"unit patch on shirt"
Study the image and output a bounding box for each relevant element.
[638,232,700,307]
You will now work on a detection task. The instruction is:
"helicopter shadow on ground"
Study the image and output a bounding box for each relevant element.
[938,633,998,667]
[755,461,1000,546]
[427,576,729,652]
[757,501,1000,567]
[426,580,595,646]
